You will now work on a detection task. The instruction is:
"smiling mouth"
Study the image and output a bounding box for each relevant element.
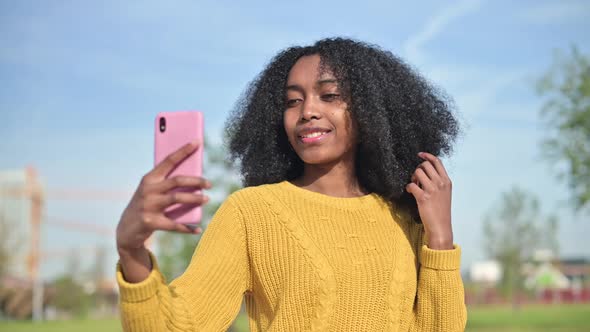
[298,130,331,143]
[300,131,329,138]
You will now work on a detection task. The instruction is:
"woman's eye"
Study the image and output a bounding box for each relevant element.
[321,93,340,102]
[286,98,301,107]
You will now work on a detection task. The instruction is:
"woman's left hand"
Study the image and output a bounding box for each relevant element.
[406,152,454,250]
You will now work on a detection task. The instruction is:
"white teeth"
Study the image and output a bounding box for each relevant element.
[302,131,327,138]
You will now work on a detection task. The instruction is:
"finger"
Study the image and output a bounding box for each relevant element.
[414,168,434,191]
[410,173,420,188]
[147,176,212,194]
[185,224,204,234]
[418,161,440,182]
[153,215,203,234]
[406,182,424,200]
[148,192,209,211]
[149,141,200,180]
[419,152,449,179]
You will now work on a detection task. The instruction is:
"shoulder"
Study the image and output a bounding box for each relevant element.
[223,182,285,212]
[227,182,281,200]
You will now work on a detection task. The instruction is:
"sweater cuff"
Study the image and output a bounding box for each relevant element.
[116,250,165,303]
[419,244,461,271]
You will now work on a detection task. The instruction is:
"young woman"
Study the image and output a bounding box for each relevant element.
[116,38,466,331]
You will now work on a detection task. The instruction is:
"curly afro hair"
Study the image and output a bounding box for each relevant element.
[225,37,460,221]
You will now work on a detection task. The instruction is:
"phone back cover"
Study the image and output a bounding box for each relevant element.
[154,111,203,224]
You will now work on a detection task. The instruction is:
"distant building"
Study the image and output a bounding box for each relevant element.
[469,260,502,284]
[0,169,31,279]
[466,251,590,304]
[558,258,590,285]
[524,250,590,303]
[524,261,570,290]
[524,249,589,291]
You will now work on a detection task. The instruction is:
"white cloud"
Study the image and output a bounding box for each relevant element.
[400,1,538,124]
[403,0,484,65]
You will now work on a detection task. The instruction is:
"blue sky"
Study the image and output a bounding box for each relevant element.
[1,0,589,279]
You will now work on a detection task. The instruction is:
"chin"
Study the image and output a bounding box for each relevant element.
[296,150,341,166]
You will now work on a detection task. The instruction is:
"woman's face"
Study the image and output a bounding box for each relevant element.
[283,54,358,167]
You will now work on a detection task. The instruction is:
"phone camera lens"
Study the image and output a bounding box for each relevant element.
[159,117,166,133]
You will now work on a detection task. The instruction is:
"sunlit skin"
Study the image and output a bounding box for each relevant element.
[283,55,364,198]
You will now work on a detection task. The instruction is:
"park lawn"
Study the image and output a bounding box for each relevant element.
[1,304,588,332]
[467,304,590,331]
[0,317,249,332]
[0,318,122,332]
[0,318,250,332]
[0,317,250,332]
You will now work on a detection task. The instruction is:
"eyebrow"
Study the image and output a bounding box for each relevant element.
[317,78,338,85]
[285,79,339,92]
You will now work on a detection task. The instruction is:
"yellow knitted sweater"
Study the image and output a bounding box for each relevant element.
[117,181,467,331]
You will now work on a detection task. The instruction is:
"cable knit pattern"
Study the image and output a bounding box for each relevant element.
[261,187,337,331]
[117,181,467,331]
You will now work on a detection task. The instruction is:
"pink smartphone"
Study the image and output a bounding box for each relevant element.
[154,111,204,224]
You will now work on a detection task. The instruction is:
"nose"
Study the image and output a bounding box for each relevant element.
[300,98,321,121]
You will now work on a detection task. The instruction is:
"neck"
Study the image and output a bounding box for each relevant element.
[292,159,365,198]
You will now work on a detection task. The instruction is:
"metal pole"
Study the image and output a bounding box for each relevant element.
[26,166,43,322]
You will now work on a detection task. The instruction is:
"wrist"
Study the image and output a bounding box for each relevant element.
[117,246,153,283]
[118,245,148,259]
[426,232,453,250]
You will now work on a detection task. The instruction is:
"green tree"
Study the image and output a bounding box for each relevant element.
[90,245,107,287]
[157,139,242,280]
[537,46,590,212]
[483,187,558,309]
[50,251,92,318]
[51,275,91,317]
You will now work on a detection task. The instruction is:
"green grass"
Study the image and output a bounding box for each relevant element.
[0,319,122,332]
[0,304,588,332]
[467,304,590,332]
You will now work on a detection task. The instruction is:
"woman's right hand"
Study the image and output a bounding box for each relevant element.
[116,141,211,255]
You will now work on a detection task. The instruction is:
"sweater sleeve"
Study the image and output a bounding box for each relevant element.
[116,197,252,332]
[407,226,468,332]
